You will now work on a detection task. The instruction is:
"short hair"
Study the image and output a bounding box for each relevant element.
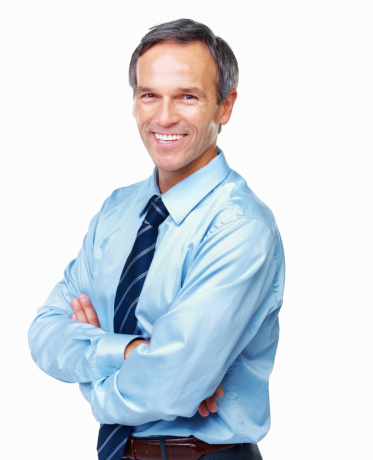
[129,18,239,105]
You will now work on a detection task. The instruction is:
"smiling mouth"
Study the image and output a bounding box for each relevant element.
[154,133,186,144]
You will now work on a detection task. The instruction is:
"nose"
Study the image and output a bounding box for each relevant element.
[156,98,180,127]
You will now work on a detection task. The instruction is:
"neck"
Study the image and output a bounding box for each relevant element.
[157,145,218,194]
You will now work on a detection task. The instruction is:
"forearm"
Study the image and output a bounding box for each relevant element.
[29,306,139,383]
[88,342,225,425]
[79,338,221,421]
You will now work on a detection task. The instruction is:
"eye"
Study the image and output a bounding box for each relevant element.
[184,94,196,100]
[143,93,155,98]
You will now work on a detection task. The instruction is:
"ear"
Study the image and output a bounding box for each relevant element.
[218,89,238,126]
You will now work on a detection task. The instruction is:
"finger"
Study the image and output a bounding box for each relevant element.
[214,384,224,398]
[204,395,218,413]
[79,294,100,328]
[71,314,77,320]
[198,401,209,417]
[71,298,88,323]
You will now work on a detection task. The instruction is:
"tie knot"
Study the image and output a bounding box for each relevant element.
[144,196,169,228]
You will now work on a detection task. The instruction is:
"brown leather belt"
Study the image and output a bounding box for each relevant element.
[123,436,237,460]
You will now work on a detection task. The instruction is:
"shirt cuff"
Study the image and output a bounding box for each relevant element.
[96,333,143,377]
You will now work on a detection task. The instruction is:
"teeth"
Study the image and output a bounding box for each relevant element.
[155,133,184,141]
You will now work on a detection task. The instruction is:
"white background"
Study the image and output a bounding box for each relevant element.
[1,1,372,459]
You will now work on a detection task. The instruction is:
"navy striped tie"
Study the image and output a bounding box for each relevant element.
[97,195,169,460]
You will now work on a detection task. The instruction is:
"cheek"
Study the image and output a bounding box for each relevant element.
[134,104,152,126]
[193,107,220,135]
[191,113,212,131]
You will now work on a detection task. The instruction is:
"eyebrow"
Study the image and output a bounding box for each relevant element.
[135,86,154,94]
[176,87,206,98]
[135,86,206,98]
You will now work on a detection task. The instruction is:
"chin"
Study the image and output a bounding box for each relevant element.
[155,160,185,173]
[151,152,187,171]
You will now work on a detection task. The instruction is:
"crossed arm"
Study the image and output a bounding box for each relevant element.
[29,212,279,425]
[71,294,223,417]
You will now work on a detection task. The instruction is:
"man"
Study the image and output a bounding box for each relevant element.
[29,19,285,460]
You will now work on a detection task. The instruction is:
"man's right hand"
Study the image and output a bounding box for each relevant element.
[71,295,224,416]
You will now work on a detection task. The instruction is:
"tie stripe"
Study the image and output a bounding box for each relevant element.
[152,201,167,218]
[114,271,148,316]
[97,196,169,460]
[106,440,128,460]
[97,425,129,459]
[137,223,152,237]
[118,243,156,284]
[118,297,139,334]
[97,425,122,454]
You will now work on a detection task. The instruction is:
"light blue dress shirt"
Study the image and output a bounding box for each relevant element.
[29,150,285,444]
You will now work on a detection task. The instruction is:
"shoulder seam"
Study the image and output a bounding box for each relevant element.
[217,180,276,235]
[205,210,276,240]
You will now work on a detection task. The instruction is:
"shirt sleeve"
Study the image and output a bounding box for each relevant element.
[86,216,283,425]
[28,206,142,384]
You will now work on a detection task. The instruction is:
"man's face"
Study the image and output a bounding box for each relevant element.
[133,41,236,192]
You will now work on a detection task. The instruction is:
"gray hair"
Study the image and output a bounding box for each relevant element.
[129,18,239,105]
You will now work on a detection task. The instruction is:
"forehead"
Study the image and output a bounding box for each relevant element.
[136,42,218,90]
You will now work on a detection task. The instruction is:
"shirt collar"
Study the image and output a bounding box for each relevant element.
[141,148,230,224]
[151,148,230,225]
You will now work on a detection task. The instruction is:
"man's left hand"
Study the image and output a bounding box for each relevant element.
[197,384,223,417]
